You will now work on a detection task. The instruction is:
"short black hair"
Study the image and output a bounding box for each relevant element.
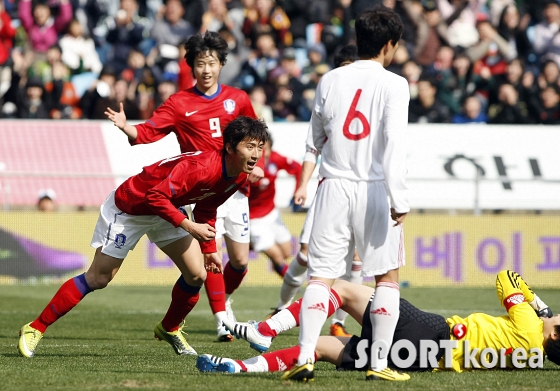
[355,5,403,59]
[334,44,359,68]
[184,31,228,69]
[223,116,269,153]
[546,325,560,366]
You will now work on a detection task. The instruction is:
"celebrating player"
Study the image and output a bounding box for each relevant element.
[105,31,263,342]
[197,270,559,375]
[285,6,410,382]
[17,117,269,359]
[248,136,301,278]
[268,45,362,338]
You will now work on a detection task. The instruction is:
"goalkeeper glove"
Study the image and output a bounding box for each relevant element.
[529,294,553,318]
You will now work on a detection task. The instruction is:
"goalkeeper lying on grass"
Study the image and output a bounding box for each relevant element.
[196,270,559,375]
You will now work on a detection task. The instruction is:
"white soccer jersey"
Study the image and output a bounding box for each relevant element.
[308,60,410,213]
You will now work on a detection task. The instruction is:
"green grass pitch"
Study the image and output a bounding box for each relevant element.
[1,284,559,391]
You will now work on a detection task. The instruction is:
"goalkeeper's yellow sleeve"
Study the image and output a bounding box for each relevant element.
[496,270,535,309]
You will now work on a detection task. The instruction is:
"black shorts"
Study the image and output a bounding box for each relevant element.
[338,297,450,372]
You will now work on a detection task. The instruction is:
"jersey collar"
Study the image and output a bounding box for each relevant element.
[194,84,222,100]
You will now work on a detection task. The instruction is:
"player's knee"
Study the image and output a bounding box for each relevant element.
[229,257,248,269]
[86,273,113,290]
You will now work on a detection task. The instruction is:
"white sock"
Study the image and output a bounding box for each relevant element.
[266,308,297,335]
[277,251,308,309]
[214,311,227,328]
[332,261,362,324]
[297,280,330,365]
[242,355,269,372]
[369,282,400,370]
[331,309,349,325]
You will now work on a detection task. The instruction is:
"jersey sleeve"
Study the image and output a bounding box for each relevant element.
[275,152,302,190]
[310,80,327,157]
[145,162,193,228]
[495,270,540,330]
[132,95,177,146]
[382,77,410,214]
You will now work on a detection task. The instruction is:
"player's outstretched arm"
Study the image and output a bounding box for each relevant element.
[104,102,138,140]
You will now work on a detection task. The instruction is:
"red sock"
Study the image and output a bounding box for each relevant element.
[224,262,247,295]
[161,277,201,332]
[263,346,318,371]
[31,274,91,333]
[204,271,226,314]
[285,288,343,327]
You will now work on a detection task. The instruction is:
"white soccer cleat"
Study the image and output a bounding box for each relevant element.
[222,319,272,353]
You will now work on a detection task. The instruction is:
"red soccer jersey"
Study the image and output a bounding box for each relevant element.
[132,84,259,195]
[115,150,248,253]
[249,151,302,218]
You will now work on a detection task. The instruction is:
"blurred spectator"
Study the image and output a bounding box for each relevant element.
[452,94,488,123]
[401,0,450,67]
[59,19,103,75]
[467,19,514,77]
[237,32,280,88]
[532,0,560,68]
[488,83,533,124]
[435,0,479,48]
[409,75,452,123]
[536,59,560,90]
[105,0,151,73]
[113,78,141,119]
[318,0,354,59]
[201,0,245,44]
[16,76,51,119]
[267,47,306,121]
[249,84,273,123]
[496,4,532,64]
[529,84,560,124]
[402,59,423,99]
[151,0,195,50]
[139,78,176,118]
[490,58,534,105]
[48,61,82,119]
[386,40,410,76]
[218,26,250,85]
[300,42,327,86]
[37,189,57,212]
[0,0,16,65]
[428,44,455,74]
[18,0,73,56]
[80,65,117,119]
[28,44,64,84]
[436,50,485,115]
[242,0,292,49]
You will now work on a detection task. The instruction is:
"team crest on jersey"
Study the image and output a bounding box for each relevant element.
[114,233,126,249]
[267,163,278,175]
[223,99,236,114]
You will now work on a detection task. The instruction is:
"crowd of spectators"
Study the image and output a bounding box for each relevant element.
[0,0,559,124]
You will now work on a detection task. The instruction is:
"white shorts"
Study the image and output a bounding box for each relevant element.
[213,190,250,243]
[250,208,292,252]
[299,196,315,245]
[90,190,189,259]
[308,178,405,279]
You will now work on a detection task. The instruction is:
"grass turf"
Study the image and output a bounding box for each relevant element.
[1,284,559,391]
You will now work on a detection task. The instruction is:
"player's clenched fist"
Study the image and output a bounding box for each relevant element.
[204,252,223,274]
[181,219,216,242]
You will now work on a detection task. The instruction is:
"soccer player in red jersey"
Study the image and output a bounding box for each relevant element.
[105,31,264,342]
[17,116,269,359]
[248,136,301,278]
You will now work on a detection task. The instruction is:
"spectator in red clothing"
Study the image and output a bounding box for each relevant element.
[249,136,301,278]
[0,0,16,65]
[18,0,72,56]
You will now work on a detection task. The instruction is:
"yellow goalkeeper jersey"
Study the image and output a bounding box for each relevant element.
[440,270,544,372]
